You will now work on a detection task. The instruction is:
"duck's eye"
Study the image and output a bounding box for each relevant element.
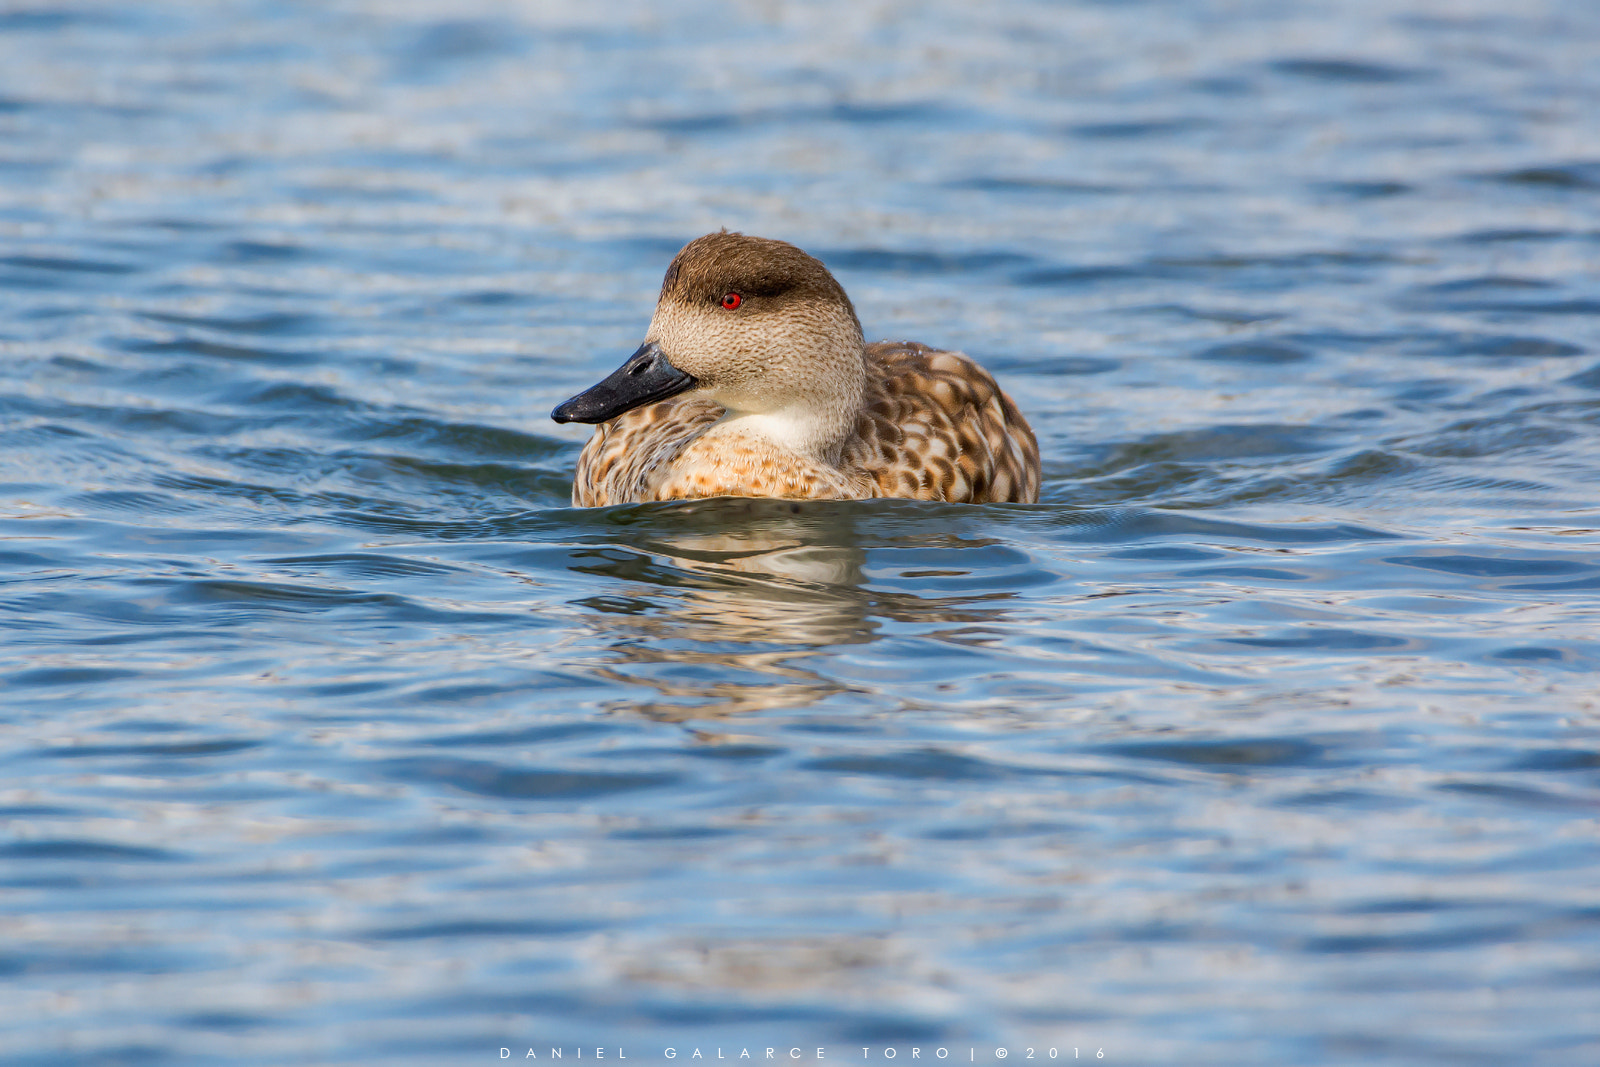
[720,292,742,310]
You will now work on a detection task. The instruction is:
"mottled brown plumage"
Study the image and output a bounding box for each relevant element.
[559,233,1040,507]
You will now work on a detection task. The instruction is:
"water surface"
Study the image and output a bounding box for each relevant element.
[2,1,1599,1063]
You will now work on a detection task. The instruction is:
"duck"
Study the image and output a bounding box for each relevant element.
[551,232,1040,507]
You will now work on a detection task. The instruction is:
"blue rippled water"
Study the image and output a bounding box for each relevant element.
[3,1,1599,1063]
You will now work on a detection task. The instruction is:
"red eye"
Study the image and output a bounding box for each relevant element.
[720,292,742,309]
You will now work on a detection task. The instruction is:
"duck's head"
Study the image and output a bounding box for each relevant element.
[552,232,867,454]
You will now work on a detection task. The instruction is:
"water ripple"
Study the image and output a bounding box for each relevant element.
[2,1,1599,1063]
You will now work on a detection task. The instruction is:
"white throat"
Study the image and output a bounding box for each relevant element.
[711,406,848,461]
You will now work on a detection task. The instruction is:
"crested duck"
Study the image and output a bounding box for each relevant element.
[552,232,1040,506]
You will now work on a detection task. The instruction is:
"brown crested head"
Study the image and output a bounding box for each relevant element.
[657,231,863,339]
[555,232,870,436]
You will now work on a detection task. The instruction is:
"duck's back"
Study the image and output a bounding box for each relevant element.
[569,341,1039,506]
[846,341,1039,504]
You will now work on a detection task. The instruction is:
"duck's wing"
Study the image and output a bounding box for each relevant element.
[571,397,724,507]
[845,341,1041,504]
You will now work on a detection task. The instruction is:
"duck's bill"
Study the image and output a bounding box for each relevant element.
[550,342,698,424]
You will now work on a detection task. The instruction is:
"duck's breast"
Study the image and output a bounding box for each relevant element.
[571,396,722,506]
[653,430,871,502]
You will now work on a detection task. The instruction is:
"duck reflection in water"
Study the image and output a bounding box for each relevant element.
[565,499,1018,722]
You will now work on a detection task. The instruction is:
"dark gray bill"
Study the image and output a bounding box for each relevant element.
[550,342,697,424]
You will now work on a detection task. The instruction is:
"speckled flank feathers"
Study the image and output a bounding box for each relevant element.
[564,233,1040,507]
[846,341,1039,504]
